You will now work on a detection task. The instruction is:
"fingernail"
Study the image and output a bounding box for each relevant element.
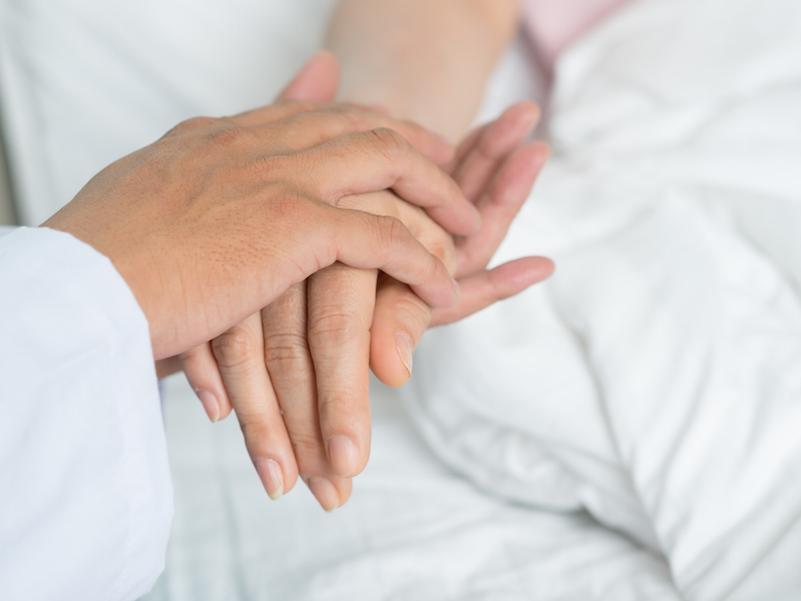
[255,458,284,500]
[395,331,414,377]
[327,435,360,476]
[307,477,340,512]
[195,389,220,422]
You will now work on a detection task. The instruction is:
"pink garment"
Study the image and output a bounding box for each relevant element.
[523,0,629,70]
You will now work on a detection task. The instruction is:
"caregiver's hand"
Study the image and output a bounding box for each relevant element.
[43,68,476,360]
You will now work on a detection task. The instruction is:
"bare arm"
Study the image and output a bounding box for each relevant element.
[326,0,521,140]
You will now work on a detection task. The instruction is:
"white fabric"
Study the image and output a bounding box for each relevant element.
[146,377,680,601]
[0,226,172,600]
[409,0,801,599]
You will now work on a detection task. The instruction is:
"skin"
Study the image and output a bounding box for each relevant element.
[183,3,551,512]
[328,0,522,141]
[43,56,484,366]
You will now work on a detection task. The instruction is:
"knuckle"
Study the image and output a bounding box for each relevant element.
[239,419,275,452]
[205,123,253,148]
[338,108,366,130]
[425,229,456,268]
[263,331,309,366]
[294,452,329,478]
[335,193,358,210]
[367,127,405,158]
[390,290,431,327]
[288,430,327,461]
[307,309,364,347]
[427,238,449,262]
[247,153,291,178]
[211,328,260,369]
[264,183,313,224]
[380,215,409,250]
[165,115,217,137]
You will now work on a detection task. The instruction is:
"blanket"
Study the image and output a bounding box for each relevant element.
[408,0,801,598]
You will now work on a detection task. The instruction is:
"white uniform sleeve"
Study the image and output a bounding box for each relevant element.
[0,227,172,601]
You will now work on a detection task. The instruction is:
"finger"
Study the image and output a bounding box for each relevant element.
[181,343,233,422]
[456,142,550,276]
[296,128,480,236]
[369,275,432,388]
[211,313,298,500]
[338,190,456,272]
[260,283,349,511]
[252,199,457,312]
[370,256,555,388]
[305,474,353,513]
[306,264,376,478]
[432,257,555,326]
[321,206,459,309]
[452,102,541,203]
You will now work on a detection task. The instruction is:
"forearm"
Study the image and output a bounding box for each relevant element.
[325,0,520,141]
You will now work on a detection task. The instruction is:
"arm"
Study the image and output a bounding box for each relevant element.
[0,227,171,600]
[326,0,521,140]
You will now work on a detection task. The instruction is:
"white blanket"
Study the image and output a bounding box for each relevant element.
[408,0,801,598]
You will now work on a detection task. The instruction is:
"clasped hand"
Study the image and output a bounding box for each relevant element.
[161,54,553,510]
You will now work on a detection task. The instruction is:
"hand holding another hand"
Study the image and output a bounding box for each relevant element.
[177,53,554,510]
[45,53,474,364]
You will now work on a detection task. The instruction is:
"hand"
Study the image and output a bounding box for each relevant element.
[370,102,553,385]
[44,53,478,361]
[180,55,552,511]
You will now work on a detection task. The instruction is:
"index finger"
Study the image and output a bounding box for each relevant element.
[294,128,480,236]
[313,204,459,309]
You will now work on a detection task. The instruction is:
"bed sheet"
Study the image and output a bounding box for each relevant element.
[142,377,679,601]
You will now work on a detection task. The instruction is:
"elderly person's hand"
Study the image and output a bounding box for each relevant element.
[44,53,475,365]
[179,53,553,510]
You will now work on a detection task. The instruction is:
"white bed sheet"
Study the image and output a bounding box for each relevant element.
[145,377,679,601]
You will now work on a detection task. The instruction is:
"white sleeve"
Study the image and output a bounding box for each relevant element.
[0,227,173,601]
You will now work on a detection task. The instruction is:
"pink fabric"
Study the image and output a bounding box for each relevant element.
[523,0,629,70]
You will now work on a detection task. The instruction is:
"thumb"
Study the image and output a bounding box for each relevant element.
[278,50,340,102]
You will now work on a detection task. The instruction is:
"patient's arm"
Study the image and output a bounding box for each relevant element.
[327,0,521,140]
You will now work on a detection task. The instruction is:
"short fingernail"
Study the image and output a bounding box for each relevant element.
[327,435,360,476]
[307,477,340,512]
[395,331,414,377]
[195,389,220,422]
[255,458,284,500]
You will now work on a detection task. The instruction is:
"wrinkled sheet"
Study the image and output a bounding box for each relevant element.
[408,0,801,599]
[145,378,679,601]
